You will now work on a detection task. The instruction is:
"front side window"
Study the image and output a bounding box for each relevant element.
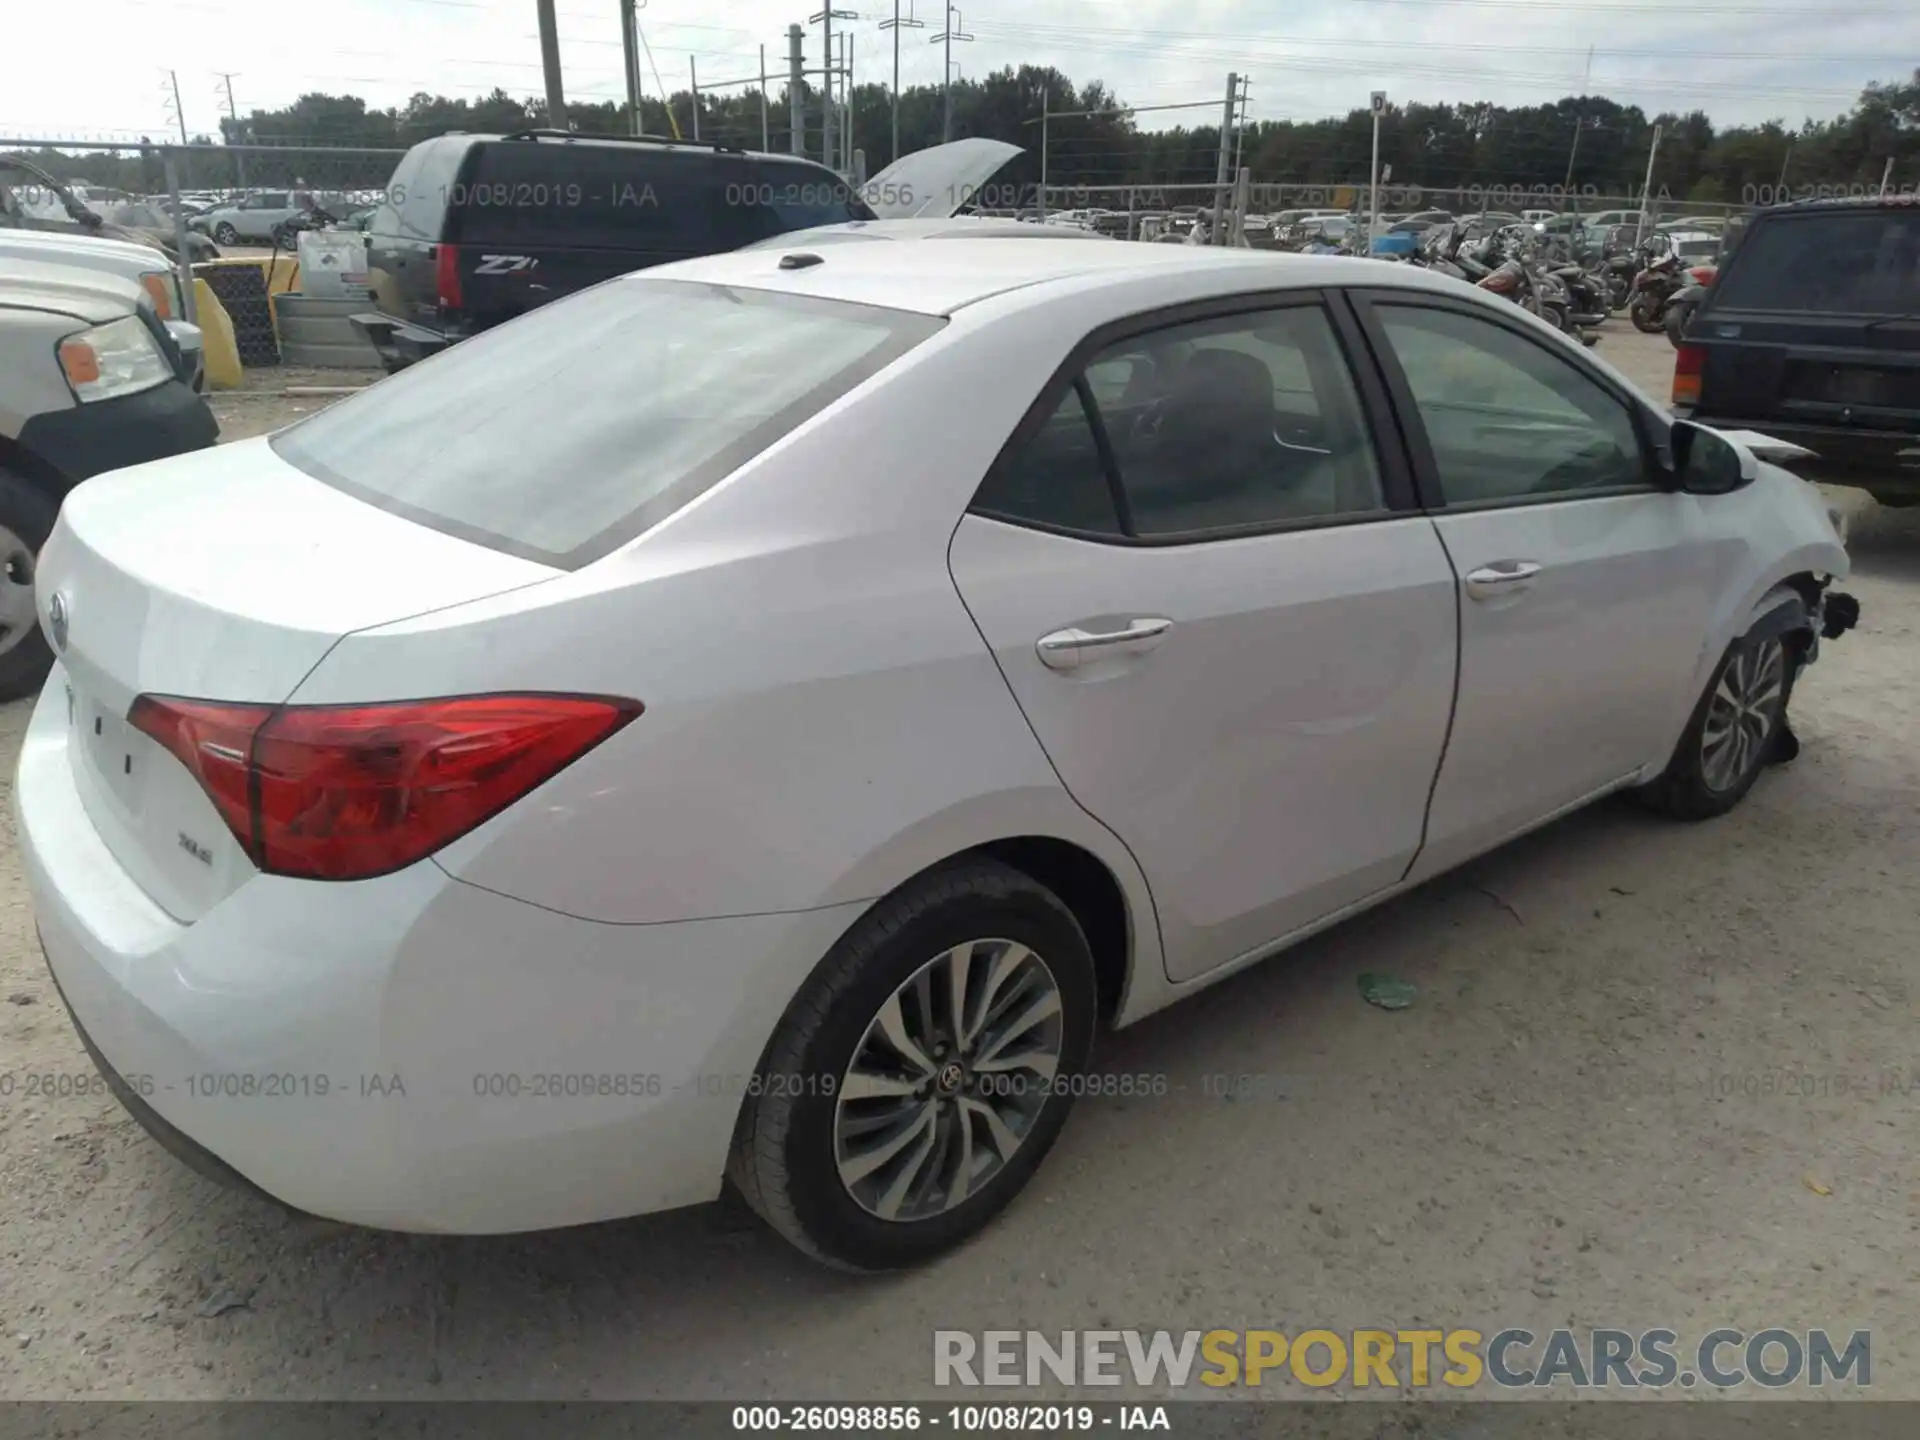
[1375,304,1648,506]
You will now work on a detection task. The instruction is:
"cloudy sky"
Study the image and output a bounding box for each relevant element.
[5,0,1912,143]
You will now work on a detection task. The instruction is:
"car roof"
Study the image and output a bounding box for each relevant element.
[637,238,1467,317]
[739,217,1110,250]
[0,256,141,322]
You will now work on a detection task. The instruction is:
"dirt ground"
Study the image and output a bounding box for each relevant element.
[1,326,1916,1401]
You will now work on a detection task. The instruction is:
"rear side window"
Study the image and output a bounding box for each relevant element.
[271,280,943,567]
[374,140,470,241]
[453,143,716,251]
[1714,209,1920,315]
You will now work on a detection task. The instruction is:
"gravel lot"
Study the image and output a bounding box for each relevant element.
[1,326,1916,1401]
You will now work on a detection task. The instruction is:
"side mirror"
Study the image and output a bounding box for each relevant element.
[1669,420,1753,495]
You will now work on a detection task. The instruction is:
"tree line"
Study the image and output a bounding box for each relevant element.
[14,65,1917,208]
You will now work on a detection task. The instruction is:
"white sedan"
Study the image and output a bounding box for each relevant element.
[18,239,1855,1271]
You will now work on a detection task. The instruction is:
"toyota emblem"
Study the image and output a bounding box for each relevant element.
[46,591,68,652]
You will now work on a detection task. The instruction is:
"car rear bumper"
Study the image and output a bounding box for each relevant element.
[14,380,217,487]
[16,668,860,1233]
[349,312,450,372]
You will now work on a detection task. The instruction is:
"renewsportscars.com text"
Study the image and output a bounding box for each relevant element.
[933,1327,1870,1390]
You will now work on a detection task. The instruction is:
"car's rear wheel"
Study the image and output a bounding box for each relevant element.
[0,470,57,702]
[728,858,1097,1271]
[213,222,239,246]
[1636,626,1796,821]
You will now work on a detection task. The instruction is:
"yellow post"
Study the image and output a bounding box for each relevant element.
[191,279,244,390]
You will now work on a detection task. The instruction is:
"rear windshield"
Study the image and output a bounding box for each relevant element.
[1713,208,1920,315]
[271,279,942,567]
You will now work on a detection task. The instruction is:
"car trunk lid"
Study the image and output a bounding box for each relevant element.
[38,438,558,922]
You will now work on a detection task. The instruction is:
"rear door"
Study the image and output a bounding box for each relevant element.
[949,294,1459,982]
[450,143,718,329]
[1691,207,1920,477]
[1351,291,1729,879]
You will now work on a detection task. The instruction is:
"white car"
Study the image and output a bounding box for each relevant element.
[19,241,1855,1270]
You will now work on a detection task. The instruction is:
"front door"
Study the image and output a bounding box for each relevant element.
[1352,293,1731,880]
[949,295,1459,982]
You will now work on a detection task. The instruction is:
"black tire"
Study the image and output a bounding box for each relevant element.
[1635,622,1801,821]
[0,469,59,703]
[213,222,239,246]
[1540,302,1570,332]
[728,857,1098,1272]
[1629,298,1665,333]
[1665,301,1694,348]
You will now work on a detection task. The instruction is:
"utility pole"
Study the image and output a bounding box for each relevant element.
[536,0,568,130]
[1039,86,1049,220]
[1563,45,1594,205]
[168,70,189,143]
[214,71,249,188]
[879,0,924,165]
[1880,156,1895,197]
[1777,137,1794,190]
[1230,75,1250,180]
[1212,71,1239,245]
[811,7,856,170]
[1367,88,1386,255]
[843,32,855,174]
[931,5,973,144]
[1634,123,1661,248]
[620,0,644,135]
[788,25,805,157]
[759,45,770,151]
[689,57,700,141]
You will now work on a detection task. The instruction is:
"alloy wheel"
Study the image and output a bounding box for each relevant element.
[1701,638,1785,792]
[0,527,37,659]
[835,938,1065,1223]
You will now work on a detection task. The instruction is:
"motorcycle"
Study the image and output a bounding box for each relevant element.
[1663,264,1718,348]
[1627,237,1687,333]
[1473,228,1600,345]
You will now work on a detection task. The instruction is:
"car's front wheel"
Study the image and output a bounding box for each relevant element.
[729,858,1097,1271]
[1636,625,1797,820]
[213,222,239,246]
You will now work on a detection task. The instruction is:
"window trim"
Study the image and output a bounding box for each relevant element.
[969,289,1419,547]
[1344,288,1667,513]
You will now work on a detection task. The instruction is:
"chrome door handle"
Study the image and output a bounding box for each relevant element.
[1464,561,1542,600]
[1036,617,1173,670]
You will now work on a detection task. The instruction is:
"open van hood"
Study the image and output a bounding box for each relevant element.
[862,138,1023,219]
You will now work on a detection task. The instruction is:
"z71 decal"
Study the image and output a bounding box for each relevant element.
[474,254,540,275]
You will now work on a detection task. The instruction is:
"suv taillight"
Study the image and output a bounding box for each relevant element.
[130,693,641,881]
[1672,343,1704,408]
[433,244,463,309]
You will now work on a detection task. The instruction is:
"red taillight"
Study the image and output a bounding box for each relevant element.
[1672,343,1704,407]
[433,244,462,309]
[130,693,641,881]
